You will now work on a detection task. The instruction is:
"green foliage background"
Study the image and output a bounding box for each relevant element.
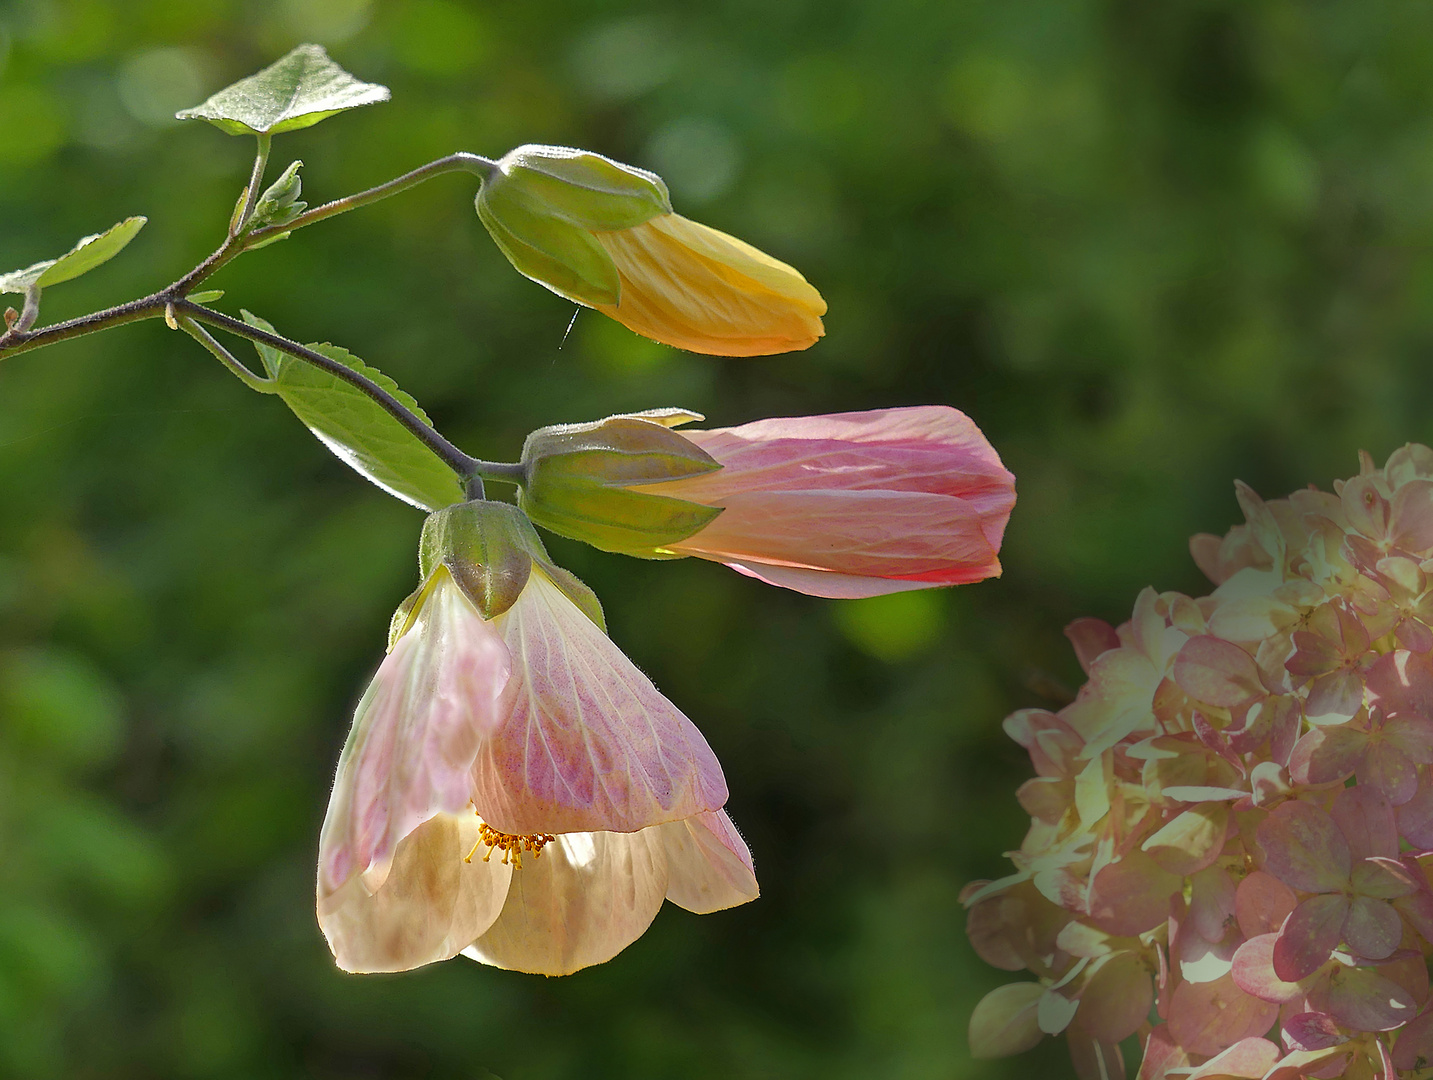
[0,0,1428,1076]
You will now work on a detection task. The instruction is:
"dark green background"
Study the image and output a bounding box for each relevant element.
[0,1,1427,1076]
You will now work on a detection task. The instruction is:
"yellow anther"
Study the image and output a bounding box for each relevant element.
[463,821,556,869]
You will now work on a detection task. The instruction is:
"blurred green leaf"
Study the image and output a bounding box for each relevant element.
[175,43,389,136]
[0,217,146,294]
[834,591,947,662]
[0,648,124,769]
[241,311,465,511]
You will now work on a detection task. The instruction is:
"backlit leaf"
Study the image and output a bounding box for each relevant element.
[0,217,147,294]
[176,44,390,136]
[241,311,464,511]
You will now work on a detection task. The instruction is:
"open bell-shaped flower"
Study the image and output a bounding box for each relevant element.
[475,144,826,356]
[518,405,1016,598]
[316,500,757,976]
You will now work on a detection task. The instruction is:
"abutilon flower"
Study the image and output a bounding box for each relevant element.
[516,406,1016,599]
[317,501,757,977]
[475,144,826,356]
[964,444,1433,1079]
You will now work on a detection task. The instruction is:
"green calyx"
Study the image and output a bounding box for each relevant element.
[518,410,724,559]
[410,500,605,632]
[475,144,673,307]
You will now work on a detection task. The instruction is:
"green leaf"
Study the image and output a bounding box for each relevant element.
[175,44,390,136]
[187,290,225,304]
[241,311,465,512]
[0,217,147,294]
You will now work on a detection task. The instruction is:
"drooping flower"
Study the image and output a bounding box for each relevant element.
[475,144,826,356]
[317,501,757,976]
[519,405,1016,599]
[963,443,1433,1079]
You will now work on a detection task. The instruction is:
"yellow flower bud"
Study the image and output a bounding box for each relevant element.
[477,144,826,356]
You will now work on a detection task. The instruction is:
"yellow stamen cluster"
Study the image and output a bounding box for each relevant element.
[465,822,556,868]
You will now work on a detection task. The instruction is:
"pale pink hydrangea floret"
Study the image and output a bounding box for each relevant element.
[965,444,1433,1079]
[631,406,1016,598]
[318,566,756,976]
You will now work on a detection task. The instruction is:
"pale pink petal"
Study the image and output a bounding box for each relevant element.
[721,558,960,598]
[1343,896,1403,960]
[1273,895,1349,982]
[1183,1037,1282,1078]
[1135,1025,1188,1080]
[462,827,668,975]
[1174,635,1265,707]
[659,809,759,914]
[318,574,511,897]
[472,568,727,835]
[317,814,513,973]
[1326,965,1419,1031]
[1236,871,1298,939]
[1231,933,1309,1004]
[1257,800,1351,893]
[1392,480,1433,550]
[1086,852,1182,936]
[669,490,1001,583]
[967,982,1045,1059]
[1167,971,1279,1057]
[1066,617,1121,675]
[1332,785,1399,861]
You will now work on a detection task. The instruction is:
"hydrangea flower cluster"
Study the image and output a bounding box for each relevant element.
[965,445,1433,1079]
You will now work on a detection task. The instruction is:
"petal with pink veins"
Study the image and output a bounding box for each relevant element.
[472,568,728,835]
[319,573,511,897]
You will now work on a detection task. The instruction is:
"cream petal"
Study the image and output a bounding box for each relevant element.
[472,568,727,835]
[318,571,510,896]
[462,827,668,975]
[318,813,513,973]
[659,809,759,914]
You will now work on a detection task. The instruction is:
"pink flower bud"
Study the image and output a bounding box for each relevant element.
[631,405,1016,598]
